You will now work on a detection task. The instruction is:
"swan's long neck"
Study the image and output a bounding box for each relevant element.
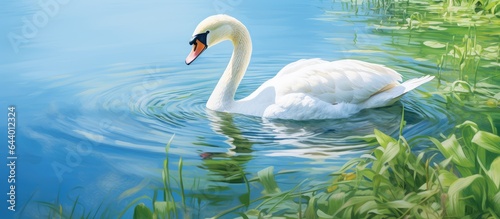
[206,22,252,111]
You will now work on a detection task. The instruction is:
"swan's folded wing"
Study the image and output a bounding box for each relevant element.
[275,58,329,77]
[273,59,403,104]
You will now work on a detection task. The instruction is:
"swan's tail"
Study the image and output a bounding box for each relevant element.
[362,75,434,108]
[400,75,435,94]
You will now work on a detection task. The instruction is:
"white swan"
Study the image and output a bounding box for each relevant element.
[185,15,434,120]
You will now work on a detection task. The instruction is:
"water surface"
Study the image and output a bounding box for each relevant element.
[1,0,497,218]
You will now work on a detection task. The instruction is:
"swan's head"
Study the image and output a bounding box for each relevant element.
[185,15,245,65]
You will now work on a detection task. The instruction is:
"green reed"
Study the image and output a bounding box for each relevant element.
[37,116,499,218]
[128,136,185,219]
[224,118,500,218]
[359,0,500,108]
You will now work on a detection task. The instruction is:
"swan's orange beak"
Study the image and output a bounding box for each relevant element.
[186,39,207,65]
[186,31,209,65]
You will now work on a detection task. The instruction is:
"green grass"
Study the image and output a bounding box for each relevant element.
[123,136,186,219]
[120,117,500,219]
[208,120,500,219]
[35,117,500,218]
[36,191,111,219]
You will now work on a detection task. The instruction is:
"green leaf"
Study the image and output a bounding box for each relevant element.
[437,169,459,187]
[380,200,416,209]
[372,172,393,190]
[438,157,453,168]
[239,193,250,207]
[337,196,377,213]
[118,179,150,200]
[488,157,500,189]
[451,81,472,93]
[328,192,347,214]
[244,209,261,216]
[236,212,250,219]
[430,136,474,167]
[304,196,316,219]
[485,46,500,53]
[257,167,281,195]
[357,200,377,214]
[373,142,400,174]
[133,203,153,219]
[493,191,500,215]
[472,131,500,154]
[374,129,396,148]
[416,189,439,202]
[447,175,484,217]
[335,158,364,174]
[165,135,175,154]
[379,142,400,165]
[367,208,392,216]
[317,208,333,218]
[455,120,479,133]
[154,201,175,217]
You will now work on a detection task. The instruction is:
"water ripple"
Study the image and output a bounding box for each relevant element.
[62,62,456,160]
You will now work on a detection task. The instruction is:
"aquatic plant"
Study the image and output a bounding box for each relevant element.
[36,191,111,219]
[35,117,500,219]
[426,28,499,110]
[123,136,189,219]
[337,0,500,110]
[216,120,500,218]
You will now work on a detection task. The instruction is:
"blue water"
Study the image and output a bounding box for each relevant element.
[0,0,479,218]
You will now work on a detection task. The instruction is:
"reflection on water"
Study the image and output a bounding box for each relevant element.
[201,111,254,183]
[199,106,401,183]
[198,94,448,182]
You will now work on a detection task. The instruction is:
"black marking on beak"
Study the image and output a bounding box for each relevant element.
[189,30,210,46]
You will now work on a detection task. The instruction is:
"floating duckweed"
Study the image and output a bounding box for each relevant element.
[424,40,447,48]
[428,25,447,30]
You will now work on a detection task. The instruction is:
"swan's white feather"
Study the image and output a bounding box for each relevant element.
[235,59,433,120]
[273,59,401,103]
[189,15,434,120]
[275,58,328,77]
